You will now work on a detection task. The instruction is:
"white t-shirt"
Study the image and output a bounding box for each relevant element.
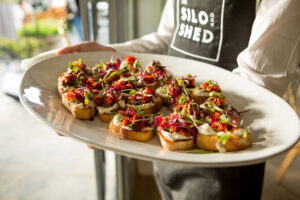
[111,0,300,96]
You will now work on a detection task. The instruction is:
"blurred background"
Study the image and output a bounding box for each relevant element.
[0,0,299,200]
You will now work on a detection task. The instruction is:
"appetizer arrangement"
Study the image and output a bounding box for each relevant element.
[58,56,252,153]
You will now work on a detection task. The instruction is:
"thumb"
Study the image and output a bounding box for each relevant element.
[57,45,80,55]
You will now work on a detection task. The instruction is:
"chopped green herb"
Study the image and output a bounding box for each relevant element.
[220,114,237,127]
[177,80,185,87]
[195,119,205,125]
[84,91,89,105]
[178,95,186,104]
[107,71,122,79]
[219,133,232,145]
[130,89,137,95]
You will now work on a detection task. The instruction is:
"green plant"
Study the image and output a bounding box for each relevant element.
[18,19,59,37]
[0,37,47,59]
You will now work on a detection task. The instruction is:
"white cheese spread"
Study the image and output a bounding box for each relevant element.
[193,89,210,97]
[197,123,217,136]
[127,102,155,110]
[160,129,192,142]
[97,103,118,114]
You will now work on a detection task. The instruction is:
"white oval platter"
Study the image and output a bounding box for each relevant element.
[19,51,300,167]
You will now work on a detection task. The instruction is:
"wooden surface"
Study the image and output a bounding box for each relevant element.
[276,68,300,183]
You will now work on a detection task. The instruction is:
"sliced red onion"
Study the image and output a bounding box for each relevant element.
[154,116,163,128]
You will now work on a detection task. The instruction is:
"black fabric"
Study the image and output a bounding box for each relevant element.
[167,0,256,71]
[154,162,265,200]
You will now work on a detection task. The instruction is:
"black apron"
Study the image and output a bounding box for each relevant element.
[154,1,265,200]
[167,0,256,71]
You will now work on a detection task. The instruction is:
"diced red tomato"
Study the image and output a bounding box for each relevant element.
[126,56,136,65]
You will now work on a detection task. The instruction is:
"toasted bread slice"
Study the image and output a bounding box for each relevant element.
[155,85,169,106]
[197,133,252,151]
[191,89,210,105]
[96,103,120,123]
[98,113,115,123]
[157,129,194,151]
[62,95,95,120]
[109,119,154,142]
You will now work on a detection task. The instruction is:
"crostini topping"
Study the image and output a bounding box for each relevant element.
[68,58,89,73]
[174,99,205,124]
[118,107,154,131]
[94,91,119,107]
[92,56,122,82]
[201,92,227,112]
[112,78,136,92]
[167,80,183,98]
[128,87,156,105]
[155,113,195,138]
[59,72,78,86]
[199,80,221,93]
[177,74,196,88]
[66,87,94,106]
[206,112,250,136]
[120,56,142,73]
[139,61,171,85]
[87,76,104,89]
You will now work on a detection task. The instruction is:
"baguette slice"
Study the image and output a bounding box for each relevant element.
[191,89,210,105]
[155,85,169,106]
[197,132,252,152]
[109,117,154,142]
[97,103,121,123]
[157,129,194,151]
[62,94,95,120]
[98,113,115,123]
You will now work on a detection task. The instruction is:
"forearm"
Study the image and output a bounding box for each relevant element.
[233,0,300,96]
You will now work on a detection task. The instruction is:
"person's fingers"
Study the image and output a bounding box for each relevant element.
[87,144,96,149]
[57,45,81,55]
[56,132,65,136]
[57,43,115,55]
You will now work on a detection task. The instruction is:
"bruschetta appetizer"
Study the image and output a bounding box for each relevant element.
[127,87,162,114]
[200,91,232,114]
[137,61,172,90]
[111,77,138,100]
[120,56,143,75]
[91,56,123,86]
[192,80,222,104]
[94,87,126,123]
[173,97,205,124]
[155,113,197,151]
[177,74,196,93]
[196,112,252,152]
[109,107,155,142]
[156,79,190,107]
[92,56,120,76]
[62,87,96,120]
[58,59,90,94]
